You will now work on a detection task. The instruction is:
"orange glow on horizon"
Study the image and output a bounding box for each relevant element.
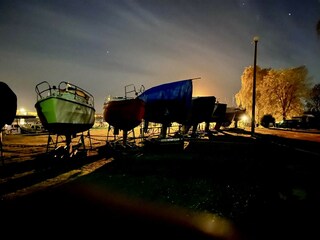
[192,85,219,98]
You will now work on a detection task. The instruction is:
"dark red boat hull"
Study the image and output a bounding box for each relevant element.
[103,98,145,131]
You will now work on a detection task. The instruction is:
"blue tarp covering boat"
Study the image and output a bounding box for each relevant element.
[137,79,193,125]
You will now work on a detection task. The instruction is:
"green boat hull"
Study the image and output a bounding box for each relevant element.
[35,96,95,136]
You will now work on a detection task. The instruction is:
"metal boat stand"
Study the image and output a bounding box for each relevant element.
[106,125,139,146]
[105,124,146,157]
[46,130,92,158]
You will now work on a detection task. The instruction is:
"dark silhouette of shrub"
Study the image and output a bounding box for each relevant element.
[261,114,275,128]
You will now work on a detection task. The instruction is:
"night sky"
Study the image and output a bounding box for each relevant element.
[1,0,319,114]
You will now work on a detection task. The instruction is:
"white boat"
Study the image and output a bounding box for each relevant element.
[19,122,47,134]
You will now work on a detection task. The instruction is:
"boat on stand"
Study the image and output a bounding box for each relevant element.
[181,96,217,138]
[0,82,17,164]
[137,78,195,139]
[35,81,95,157]
[103,84,145,146]
[136,78,195,152]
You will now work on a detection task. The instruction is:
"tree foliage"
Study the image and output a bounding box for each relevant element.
[234,66,269,121]
[235,65,311,122]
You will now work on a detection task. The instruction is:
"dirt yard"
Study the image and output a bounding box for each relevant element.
[0,128,111,198]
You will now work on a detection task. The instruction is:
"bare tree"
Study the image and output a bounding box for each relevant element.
[306,83,320,112]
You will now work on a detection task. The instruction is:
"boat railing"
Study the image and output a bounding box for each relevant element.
[125,84,145,99]
[58,81,94,107]
[104,84,145,104]
[35,81,94,107]
[35,81,53,101]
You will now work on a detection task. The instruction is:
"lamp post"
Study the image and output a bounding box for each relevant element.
[251,36,259,136]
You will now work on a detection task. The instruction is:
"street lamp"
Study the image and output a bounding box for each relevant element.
[251,36,259,136]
